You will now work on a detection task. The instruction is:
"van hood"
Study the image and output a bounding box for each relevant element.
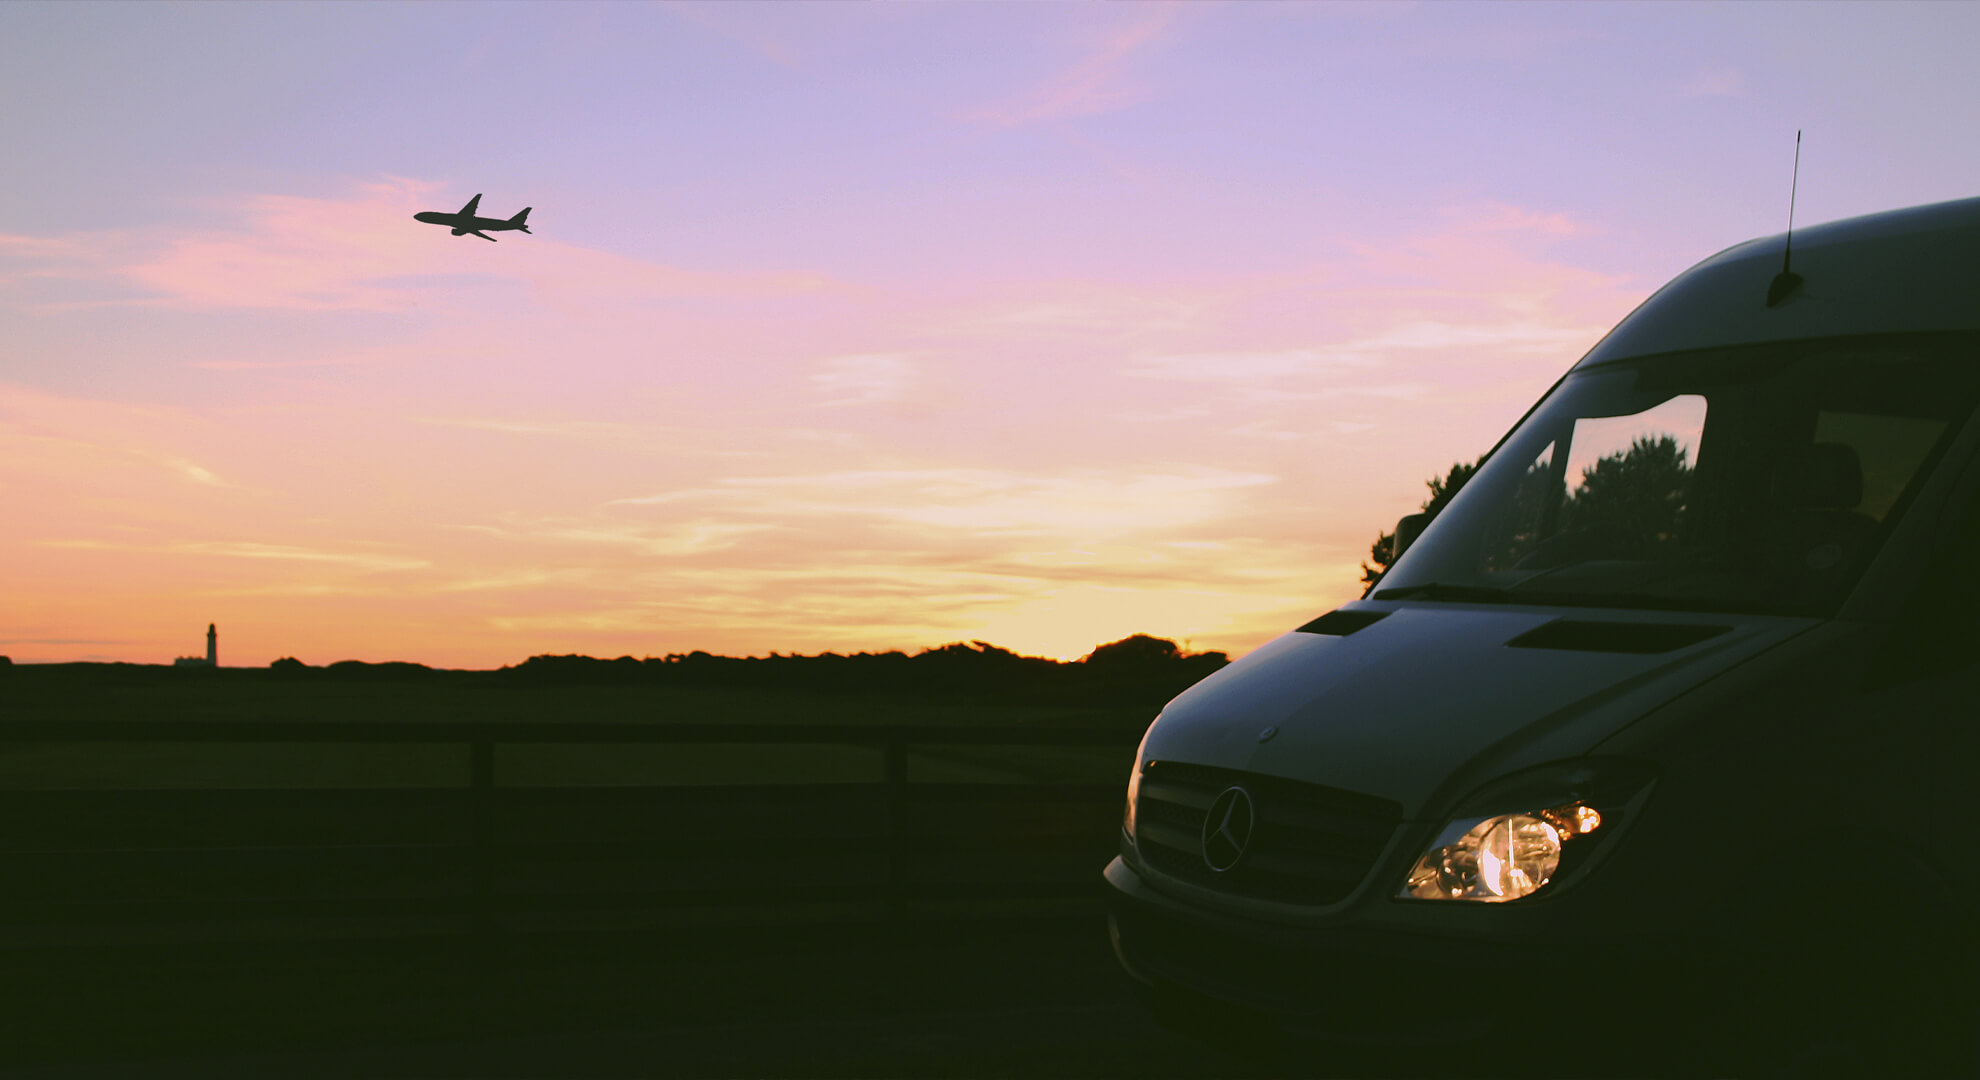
[1142,602,1815,819]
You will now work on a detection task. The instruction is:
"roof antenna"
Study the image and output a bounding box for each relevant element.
[1766,130,1804,307]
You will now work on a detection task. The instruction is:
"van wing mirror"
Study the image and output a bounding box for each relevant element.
[1393,512,1431,560]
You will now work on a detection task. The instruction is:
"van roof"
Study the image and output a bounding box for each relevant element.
[1576,195,1980,368]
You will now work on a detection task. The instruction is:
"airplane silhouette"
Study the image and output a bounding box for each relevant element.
[412,194,532,242]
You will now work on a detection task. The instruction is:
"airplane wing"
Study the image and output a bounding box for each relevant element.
[457,193,482,217]
[467,230,497,242]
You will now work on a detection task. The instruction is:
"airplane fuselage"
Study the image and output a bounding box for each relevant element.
[412,195,532,242]
[413,211,523,233]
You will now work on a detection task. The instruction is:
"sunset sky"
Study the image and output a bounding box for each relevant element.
[4,2,1978,667]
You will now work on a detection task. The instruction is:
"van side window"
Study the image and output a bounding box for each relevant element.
[1811,411,1946,523]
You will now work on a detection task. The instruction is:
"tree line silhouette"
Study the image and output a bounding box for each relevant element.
[231,634,1232,709]
[5,636,1229,714]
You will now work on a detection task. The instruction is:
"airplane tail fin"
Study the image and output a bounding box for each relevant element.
[509,207,532,233]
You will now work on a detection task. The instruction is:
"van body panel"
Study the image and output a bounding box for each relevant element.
[1140,602,1814,820]
[1577,196,1980,367]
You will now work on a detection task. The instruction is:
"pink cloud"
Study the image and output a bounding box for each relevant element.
[1448,202,1587,236]
[809,353,917,407]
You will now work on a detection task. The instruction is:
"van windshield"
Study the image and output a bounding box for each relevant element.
[1375,332,1980,617]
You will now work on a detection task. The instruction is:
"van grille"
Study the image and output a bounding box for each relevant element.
[1134,761,1401,906]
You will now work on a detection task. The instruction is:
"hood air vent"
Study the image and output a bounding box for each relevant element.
[1507,620,1730,654]
[1295,610,1390,636]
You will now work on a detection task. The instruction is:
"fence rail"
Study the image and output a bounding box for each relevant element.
[0,721,1139,945]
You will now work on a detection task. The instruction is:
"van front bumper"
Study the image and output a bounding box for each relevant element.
[1102,855,1672,1051]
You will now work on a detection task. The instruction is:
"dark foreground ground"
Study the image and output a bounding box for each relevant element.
[2,914,1298,1079]
[10,913,1974,1080]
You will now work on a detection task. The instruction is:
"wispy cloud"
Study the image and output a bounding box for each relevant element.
[658,3,804,69]
[164,458,227,487]
[40,539,429,573]
[1358,318,1598,352]
[1403,22,1601,65]
[1120,205,1616,392]
[453,518,775,558]
[1126,348,1379,382]
[810,353,916,407]
[615,464,1276,537]
[1678,66,1744,98]
[0,385,237,489]
[971,5,1180,126]
[192,356,377,371]
[413,415,776,461]
[417,416,653,442]
[1448,203,1586,236]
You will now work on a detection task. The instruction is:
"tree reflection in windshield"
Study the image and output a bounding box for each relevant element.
[1561,434,1692,552]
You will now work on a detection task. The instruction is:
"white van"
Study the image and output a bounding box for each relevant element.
[1105,196,1980,1073]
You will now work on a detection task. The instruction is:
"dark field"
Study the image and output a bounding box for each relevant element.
[0,666,1263,1077]
[3,917,1288,1078]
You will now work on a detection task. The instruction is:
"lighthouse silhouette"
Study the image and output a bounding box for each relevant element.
[173,623,217,667]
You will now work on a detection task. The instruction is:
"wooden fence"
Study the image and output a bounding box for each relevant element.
[0,721,1138,946]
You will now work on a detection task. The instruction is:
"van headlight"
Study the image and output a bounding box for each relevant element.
[1401,804,1602,901]
[1398,758,1654,903]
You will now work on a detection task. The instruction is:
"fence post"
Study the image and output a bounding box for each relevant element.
[884,737,908,925]
[470,736,495,945]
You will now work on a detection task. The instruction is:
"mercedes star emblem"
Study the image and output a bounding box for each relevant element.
[1200,786,1256,872]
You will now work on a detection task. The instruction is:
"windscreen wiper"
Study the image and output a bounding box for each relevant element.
[1371,582,1515,603]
